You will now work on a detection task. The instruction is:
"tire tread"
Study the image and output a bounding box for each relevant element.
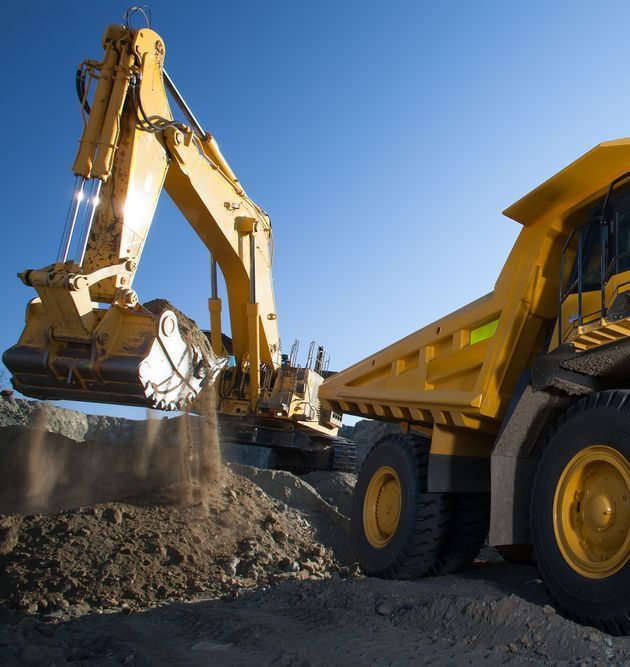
[531,390,630,635]
[356,434,452,580]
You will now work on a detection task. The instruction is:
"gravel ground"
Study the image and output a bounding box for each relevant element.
[2,558,630,666]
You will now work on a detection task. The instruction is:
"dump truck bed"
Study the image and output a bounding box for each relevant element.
[319,139,630,437]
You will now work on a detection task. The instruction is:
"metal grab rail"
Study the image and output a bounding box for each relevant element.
[558,171,630,347]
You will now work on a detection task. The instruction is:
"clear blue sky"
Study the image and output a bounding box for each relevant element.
[1,0,629,419]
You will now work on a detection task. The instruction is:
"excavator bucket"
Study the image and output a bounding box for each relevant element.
[3,299,225,411]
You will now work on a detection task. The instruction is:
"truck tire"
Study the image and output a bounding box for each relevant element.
[530,390,630,635]
[351,433,452,579]
[429,493,490,575]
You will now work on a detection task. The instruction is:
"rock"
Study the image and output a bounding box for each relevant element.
[167,546,185,565]
[340,419,402,470]
[375,600,395,616]
[102,507,123,525]
[542,604,556,615]
[224,556,240,577]
[0,516,20,555]
[55,597,70,611]
[302,560,317,574]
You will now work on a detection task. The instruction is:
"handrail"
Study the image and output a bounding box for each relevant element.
[558,171,630,347]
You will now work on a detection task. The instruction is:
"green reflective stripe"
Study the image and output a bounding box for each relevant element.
[470,318,499,345]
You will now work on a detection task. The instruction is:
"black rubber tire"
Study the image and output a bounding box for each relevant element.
[352,433,452,579]
[429,493,490,575]
[496,544,533,565]
[530,390,630,635]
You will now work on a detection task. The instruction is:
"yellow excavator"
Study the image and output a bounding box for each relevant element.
[3,9,354,473]
[320,140,630,632]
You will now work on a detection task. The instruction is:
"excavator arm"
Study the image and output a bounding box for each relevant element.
[4,21,279,410]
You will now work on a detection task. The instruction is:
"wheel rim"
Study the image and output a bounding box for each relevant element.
[363,466,402,548]
[553,445,630,579]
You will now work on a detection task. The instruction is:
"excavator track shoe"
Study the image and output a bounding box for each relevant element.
[328,438,357,473]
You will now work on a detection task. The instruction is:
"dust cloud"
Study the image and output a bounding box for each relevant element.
[25,404,62,513]
[175,385,222,508]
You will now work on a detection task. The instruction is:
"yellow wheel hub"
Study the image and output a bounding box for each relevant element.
[363,466,402,548]
[553,445,630,579]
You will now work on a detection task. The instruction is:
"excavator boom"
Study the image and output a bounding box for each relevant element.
[4,21,279,411]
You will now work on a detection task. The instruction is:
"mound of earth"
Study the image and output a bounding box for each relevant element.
[301,470,357,517]
[0,465,354,617]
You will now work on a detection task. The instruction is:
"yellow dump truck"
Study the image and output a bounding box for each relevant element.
[320,141,630,634]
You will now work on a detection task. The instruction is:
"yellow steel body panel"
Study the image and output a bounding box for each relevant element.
[504,139,630,226]
[320,139,630,449]
[22,24,280,370]
[6,19,336,435]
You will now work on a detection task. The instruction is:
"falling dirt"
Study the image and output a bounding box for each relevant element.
[142,299,225,508]
[133,410,162,480]
[174,385,222,508]
[25,403,53,513]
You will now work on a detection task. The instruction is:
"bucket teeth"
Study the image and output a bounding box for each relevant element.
[4,305,226,412]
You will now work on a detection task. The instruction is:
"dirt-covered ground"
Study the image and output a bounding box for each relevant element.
[0,466,351,615]
[2,398,630,665]
[3,553,630,665]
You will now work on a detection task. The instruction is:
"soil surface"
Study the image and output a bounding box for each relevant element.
[2,557,630,665]
[2,399,630,665]
[0,466,349,616]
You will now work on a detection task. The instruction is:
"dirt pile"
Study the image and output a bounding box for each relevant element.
[301,470,357,517]
[143,299,218,370]
[0,465,353,617]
